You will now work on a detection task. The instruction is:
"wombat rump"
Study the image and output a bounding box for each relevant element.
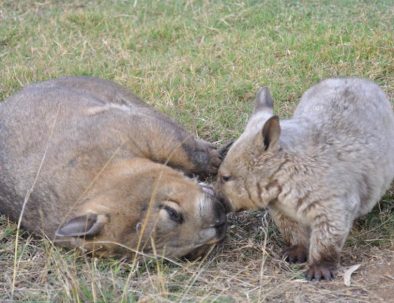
[0,76,227,259]
[218,78,394,280]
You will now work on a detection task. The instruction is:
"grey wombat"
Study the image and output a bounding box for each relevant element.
[217,78,394,280]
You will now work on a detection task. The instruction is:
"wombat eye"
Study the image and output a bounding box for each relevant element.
[221,175,232,182]
[163,206,184,224]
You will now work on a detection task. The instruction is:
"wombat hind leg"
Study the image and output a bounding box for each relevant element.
[283,244,308,263]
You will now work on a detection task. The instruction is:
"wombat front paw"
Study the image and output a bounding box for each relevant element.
[206,147,222,174]
[184,140,222,177]
[283,244,307,263]
[305,262,335,281]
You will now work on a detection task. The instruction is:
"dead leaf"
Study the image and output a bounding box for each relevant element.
[344,264,361,286]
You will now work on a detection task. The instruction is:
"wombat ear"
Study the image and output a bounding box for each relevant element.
[261,116,281,150]
[55,213,107,237]
[218,140,234,159]
[254,87,274,114]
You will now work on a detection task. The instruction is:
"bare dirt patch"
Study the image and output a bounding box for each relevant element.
[212,209,394,302]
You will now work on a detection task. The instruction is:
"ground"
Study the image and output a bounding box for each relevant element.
[1,198,393,302]
[0,0,393,302]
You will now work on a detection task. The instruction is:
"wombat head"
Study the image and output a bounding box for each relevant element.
[54,159,227,259]
[217,87,283,211]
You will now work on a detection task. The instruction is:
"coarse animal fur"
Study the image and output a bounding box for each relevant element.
[217,78,394,280]
[0,76,227,259]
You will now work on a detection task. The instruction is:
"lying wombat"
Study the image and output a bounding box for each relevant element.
[217,78,394,280]
[0,76,227,259]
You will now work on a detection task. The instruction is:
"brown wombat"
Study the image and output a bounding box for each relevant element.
[0,76,227,259]
[217,78,394,280]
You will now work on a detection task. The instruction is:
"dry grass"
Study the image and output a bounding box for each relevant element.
[0,0,393,302]
[1,201,393,302]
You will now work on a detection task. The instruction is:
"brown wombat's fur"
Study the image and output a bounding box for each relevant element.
[0,76,227,259]
[218,78,394,280]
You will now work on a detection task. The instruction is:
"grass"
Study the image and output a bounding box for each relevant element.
[0,0,393,301]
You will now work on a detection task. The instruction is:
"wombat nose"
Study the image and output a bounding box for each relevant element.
[213,198,227,228]
[214,217,226,227]
[213,214,227,237]
[216,193,232,213]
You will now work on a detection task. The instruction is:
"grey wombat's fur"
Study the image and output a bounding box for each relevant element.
[218,78,394,280]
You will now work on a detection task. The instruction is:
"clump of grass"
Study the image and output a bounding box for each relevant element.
[0,0,393,301]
